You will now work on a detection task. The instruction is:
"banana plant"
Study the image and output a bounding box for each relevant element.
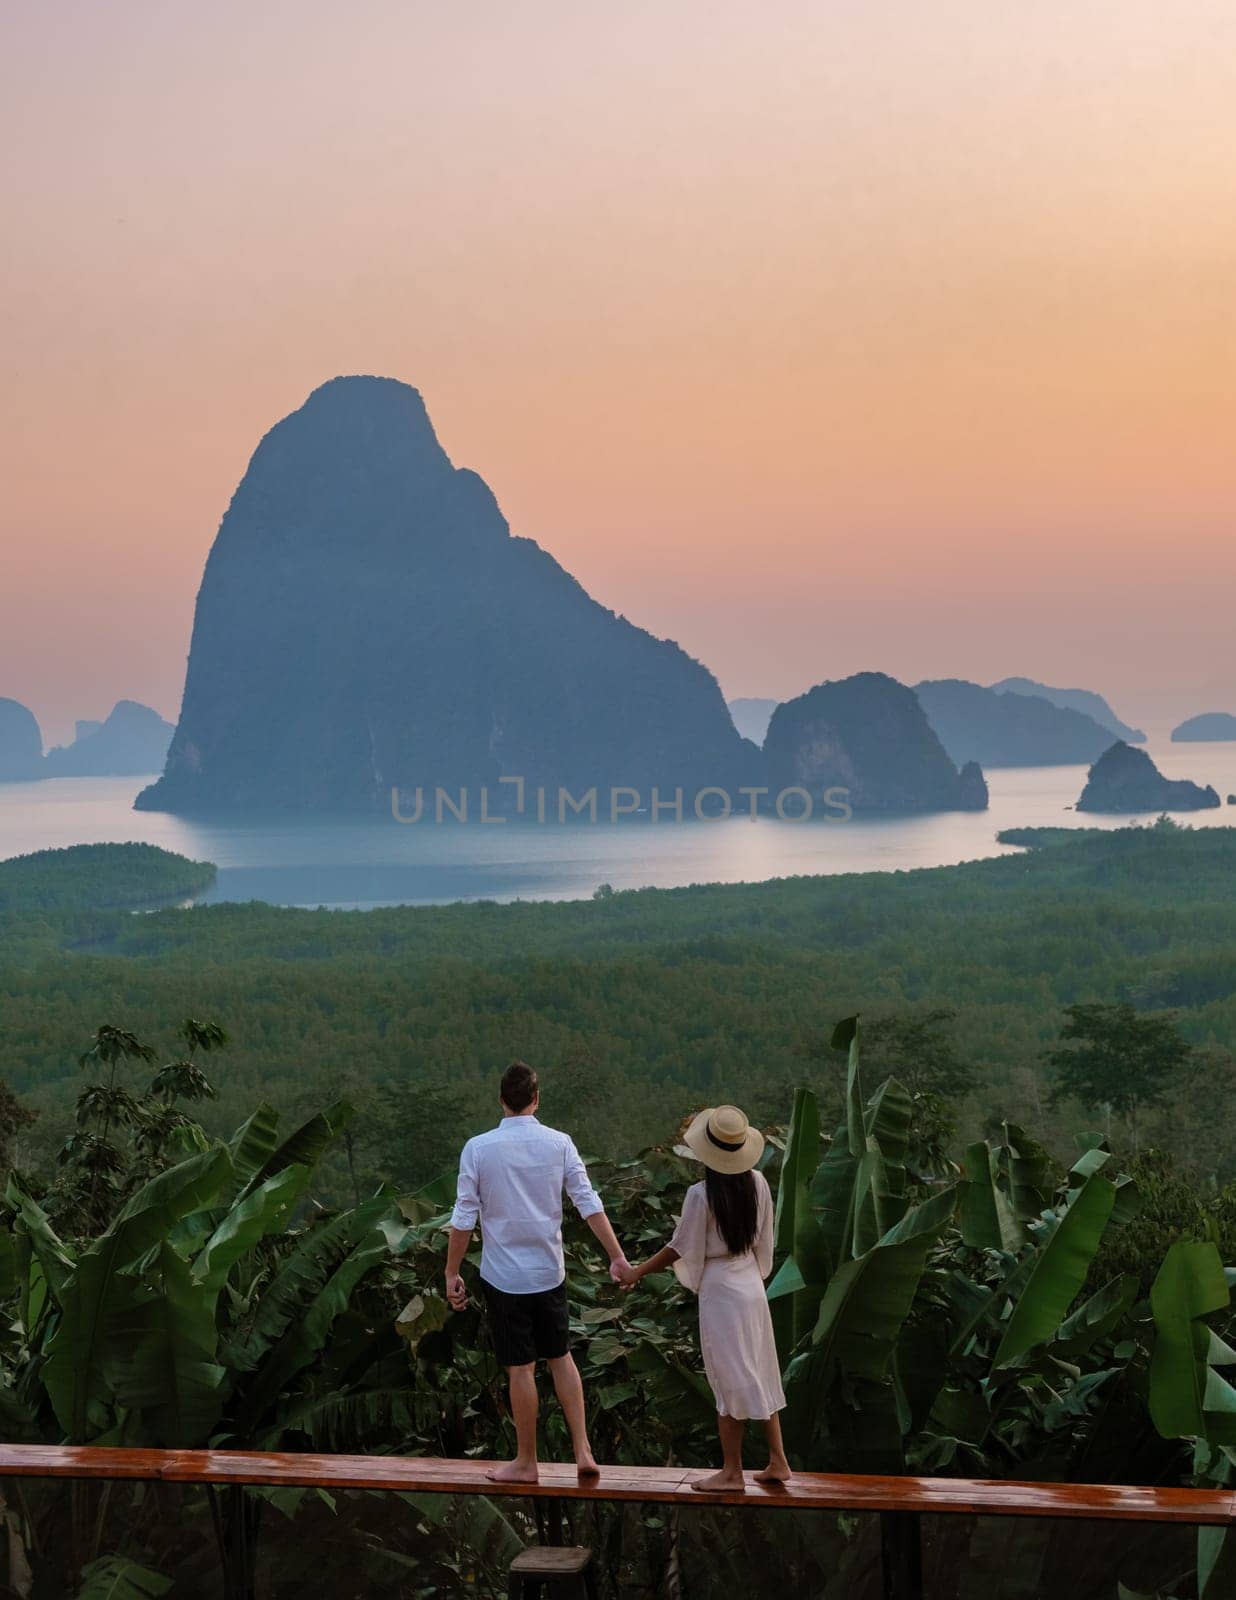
[1147,1241,1236,1599]
[0,1098,417,1598]
[773,1017,956,1469]
[771,1018,1142,1476]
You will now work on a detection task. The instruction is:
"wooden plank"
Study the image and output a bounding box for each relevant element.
[0,1446,169,1481]
[674,1470,1236,1525]
[0,1447,1232,1526]
[160,1451,698,1504]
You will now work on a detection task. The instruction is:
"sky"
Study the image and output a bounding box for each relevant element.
[3,0,1233,747]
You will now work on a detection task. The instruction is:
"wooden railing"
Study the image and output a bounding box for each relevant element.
[2,1446,1231,1598]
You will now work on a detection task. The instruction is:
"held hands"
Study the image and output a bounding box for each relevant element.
[610,1256,640,1291]
[445,1272,469,1312]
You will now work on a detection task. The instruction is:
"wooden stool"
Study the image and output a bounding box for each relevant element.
[507,1544,599,1599]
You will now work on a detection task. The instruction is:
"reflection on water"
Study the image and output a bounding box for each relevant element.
[1,742,1234,909]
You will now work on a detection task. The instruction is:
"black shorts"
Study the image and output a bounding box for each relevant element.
[482,1280,570,1368]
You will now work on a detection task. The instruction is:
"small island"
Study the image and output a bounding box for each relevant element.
[1076,742,1220,814]
[1171,712,1236,743]
[764,670,988,813]
[0,842,216,913]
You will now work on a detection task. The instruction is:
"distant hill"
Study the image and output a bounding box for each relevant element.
[0,698,44,782]
[138,377,760,815]
[990,677,1146,743]
[765,671,987,814]
[727,697,778,746]
[1077,742,1220,813]
[44,700,174,777]
[915,678,1116,768]
[1172,712,1236,743]
[0,842,215,912]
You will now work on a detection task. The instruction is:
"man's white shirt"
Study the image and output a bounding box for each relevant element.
[450,1115,603,1294]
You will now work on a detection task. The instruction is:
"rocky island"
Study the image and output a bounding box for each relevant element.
[1076,742,1221,813]
[989,678,1146,743]
[44,700,173,777]
[1171,713,1236,743]
[915,678,1116,768]
[0,698,43,781]
[764,671,987,814]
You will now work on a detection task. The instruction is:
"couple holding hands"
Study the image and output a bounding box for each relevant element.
[444,1061,791,1493]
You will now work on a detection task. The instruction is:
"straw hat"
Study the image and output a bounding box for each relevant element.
[682,1104,764,1174]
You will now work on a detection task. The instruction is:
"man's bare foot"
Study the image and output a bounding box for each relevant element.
[754,1460,792,1485]
[576,1451,600,1478]
[691,1469,746,1494]
[486,1459,539,1484]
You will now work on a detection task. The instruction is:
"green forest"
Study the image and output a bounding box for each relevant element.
[1,824,1235,1193]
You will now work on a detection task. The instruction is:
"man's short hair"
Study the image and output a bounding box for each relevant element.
[500,1060,539,1113]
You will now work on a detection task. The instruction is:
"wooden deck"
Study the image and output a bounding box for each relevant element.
[0,1445,1231,1525]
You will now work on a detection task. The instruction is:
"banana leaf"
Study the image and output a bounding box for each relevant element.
[1149,1240,1236,1442]
[810,1072,914,1272]
[992,1171,1117,1369]
[43,1147,231,1440]
[998,1123,1053,1223]
[625,1336,716,1434]
[1055,1274,1138,1359]
[192,1164,311,1293]
[1196,1444,1236,1599]
[809,1124,862,1276]
[74,1558,172,1599]
[102,1241,226,1445]
[0,1230,16,1305]
[771,1086,825,1355]
[833,1014,865,1159]
[238,1099,354,1197]
[958,1141,1022,1253]
[236,1200,408,1426]
[853,1079,914,1251]
[262,1386,420,1453]
[399,1169,458,1223]
[227,1101,282,1190]
[805,1186,957,1384]
[225,1193,397,1376]
[7,1180,75,1308]
[405,1489,525,1574]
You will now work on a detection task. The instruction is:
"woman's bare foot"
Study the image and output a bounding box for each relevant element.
[691,1469,746,1494]
[486,1459,539,1484]
[754,1459,792,1486]
[576,1447,600,1478]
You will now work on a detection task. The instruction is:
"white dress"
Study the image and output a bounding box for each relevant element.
[669,1171,786,1421]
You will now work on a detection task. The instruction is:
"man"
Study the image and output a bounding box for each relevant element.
[445,1060,630,1483]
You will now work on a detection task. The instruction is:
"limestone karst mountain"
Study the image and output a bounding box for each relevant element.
[137,377,760,814]
[1172,713,1236,743]
[764,671,987,814]
[44,701,173,777]
[915,679,1117,768]
[0,698,43,782]
[990,678,1146,744]
[1076,742,1220,813]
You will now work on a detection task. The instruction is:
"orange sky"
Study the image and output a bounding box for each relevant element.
[3,0,1234,745]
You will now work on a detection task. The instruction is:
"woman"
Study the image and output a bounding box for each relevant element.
[620,1104,791,1492]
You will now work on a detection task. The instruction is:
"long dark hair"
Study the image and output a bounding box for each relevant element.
[704,1167,759,1257]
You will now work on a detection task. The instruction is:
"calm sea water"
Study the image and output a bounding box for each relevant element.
[1,741,1234,909]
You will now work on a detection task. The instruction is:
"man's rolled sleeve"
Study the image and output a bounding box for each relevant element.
[449,1141,480,1231]
[563,1136,604,1220]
